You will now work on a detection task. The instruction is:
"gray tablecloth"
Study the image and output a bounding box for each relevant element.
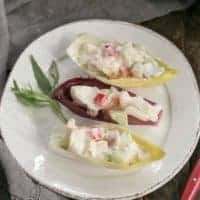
[0,0,195,199]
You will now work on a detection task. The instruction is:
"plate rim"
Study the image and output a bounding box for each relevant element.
[0,19,200,200]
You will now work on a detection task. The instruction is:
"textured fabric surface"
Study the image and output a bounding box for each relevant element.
[0,0,9,96]
[0,0,196,199]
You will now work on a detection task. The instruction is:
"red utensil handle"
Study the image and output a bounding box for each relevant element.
[181,159,200,200]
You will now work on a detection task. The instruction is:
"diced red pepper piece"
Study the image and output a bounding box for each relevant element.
[86,128,103,141]
[94,93,107,107]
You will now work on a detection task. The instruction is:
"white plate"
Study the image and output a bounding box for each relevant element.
[0,20,199,200]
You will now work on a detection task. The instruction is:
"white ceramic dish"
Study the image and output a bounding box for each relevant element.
[0,20,199,200]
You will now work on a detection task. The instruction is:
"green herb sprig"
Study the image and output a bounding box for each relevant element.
[12,55,67,123]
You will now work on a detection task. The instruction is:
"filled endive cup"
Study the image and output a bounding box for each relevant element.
[49,119,165,170]
[66,33,176,88]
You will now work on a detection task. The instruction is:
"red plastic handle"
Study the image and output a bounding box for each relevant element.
[181,159,200,200]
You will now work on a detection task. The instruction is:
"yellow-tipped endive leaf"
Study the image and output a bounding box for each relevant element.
[81,60,177,88]
[67,33,177,88]
[94,124,165,169]
[50,123,165,170]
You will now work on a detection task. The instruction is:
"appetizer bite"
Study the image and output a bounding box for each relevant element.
[67,33,176,88]
[53,78,162,125]
[50,119,165,169]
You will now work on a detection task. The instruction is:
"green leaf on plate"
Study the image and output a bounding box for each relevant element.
[57,54,68,62]
[11,80,50,106]
[48,100,67,123]
[11,80,67,123]
[48,60,59,88]
[30,55,52,95]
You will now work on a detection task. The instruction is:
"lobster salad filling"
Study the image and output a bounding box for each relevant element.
[68,119,147,163]
[70,85,162,123]
[67,33,164,79]
[49,119,165,169]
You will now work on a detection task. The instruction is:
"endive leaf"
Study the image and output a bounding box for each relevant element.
[51,123,165,170]
[67,33,177,88]
[81,60,176,88]
[30,55,52,94]
[96,125,165,169]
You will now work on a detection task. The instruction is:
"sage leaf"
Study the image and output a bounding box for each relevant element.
[30,55,52,95]
[49,100,68,123]
[57,54,68,62]
[48,60,59,88]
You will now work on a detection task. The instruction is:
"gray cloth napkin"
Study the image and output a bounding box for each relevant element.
[0,0,195,199]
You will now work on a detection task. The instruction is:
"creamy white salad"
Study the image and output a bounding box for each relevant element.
[67,33,164,79]
[59,119,148,164]
[71,85,162,122]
